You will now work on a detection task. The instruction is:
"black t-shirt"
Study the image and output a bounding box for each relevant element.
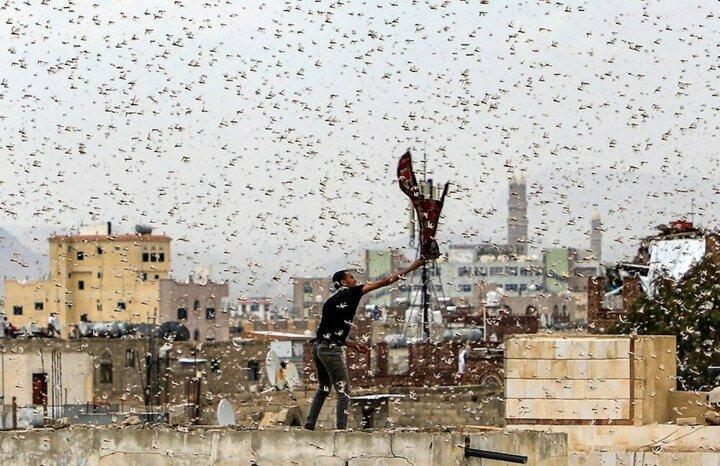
[315,285,364,345]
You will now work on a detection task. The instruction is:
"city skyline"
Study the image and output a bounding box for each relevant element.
[1,0,718,298]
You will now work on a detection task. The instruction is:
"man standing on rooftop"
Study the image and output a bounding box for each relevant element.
[303,258,425,430]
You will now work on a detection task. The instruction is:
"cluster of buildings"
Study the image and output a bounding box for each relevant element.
[2,222,230,342]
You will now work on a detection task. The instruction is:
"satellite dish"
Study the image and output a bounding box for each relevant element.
[265,350,280,388]
[216,398,236,426]
[285,362,300,390]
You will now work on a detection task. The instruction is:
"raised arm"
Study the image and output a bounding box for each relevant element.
[361,258,425,295]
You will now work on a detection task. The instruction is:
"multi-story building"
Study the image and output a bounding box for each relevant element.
[233,297,276,322]
[507,175,528,255]
[543,247,602,293]
[292,277,335,318]
[363,249,413,308]
[158,276,230,342]
[3,223,171,335]
[439,244,544,306]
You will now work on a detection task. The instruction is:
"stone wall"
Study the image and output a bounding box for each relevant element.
[505,334,676,425]
[509,424,720,466]
[0,427,567,466]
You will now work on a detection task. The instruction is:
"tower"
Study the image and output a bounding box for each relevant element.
[591,211,602,261]
[507,175,528,255]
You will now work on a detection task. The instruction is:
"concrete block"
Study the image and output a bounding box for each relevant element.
[551,359,569,377]
[333,432,392,460]
[348,458,409,466]
[214,432,254,465]
[537,360,554,378]
[506,379,526,398]
[390,432,434,465]
[555,340,573,359]
[567,360,589,379]
[571,340,592,359]
[251,430,335,464]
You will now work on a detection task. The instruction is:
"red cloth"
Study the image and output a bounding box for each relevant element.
[397,151,448,260]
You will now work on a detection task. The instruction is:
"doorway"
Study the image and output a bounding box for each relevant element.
[32,373,48,406]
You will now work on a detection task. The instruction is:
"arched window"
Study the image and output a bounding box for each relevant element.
[206,329,216,341]
[177,307,188,320]
[303,284,312,293]
[99,351,113,384]
[205,298,216,320]
[525,305,536,316]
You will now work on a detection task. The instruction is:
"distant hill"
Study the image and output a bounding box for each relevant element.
[0,227,47,297]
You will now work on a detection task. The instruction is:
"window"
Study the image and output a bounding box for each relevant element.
[303,284,313,293]
[206,307,216,320]
[96,301,102,311]
[97,272,102,279]
[77,251,84,261]
[158,252,165,262]
[141,272,147,281]
[154,274,159,279]
[489,267,504,276]
[193,329,200,341]
[193,299,200,311]
[35,302,44,311]
[507,267,519,276]
[125,349,135,368]
[206,329,216,341]
[97,247,103,255]
[142,252,149,262]
[177,307,188,320]
[458,266,470,277]
[150,252,157,262]
[117,301,126,310]
[99,352,113,384]
[474,267,487,276]
[505,284,519,291]
[13,305,23,315]
[78,280,84,290]
[458,284,472,293]
[247,360,260,381]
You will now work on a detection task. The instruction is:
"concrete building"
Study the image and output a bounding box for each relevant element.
[0,350,93,408]
[543,247,602,294]
[3,223,171,336]
[440,244,544,305]
[158,277,230,342]
[234,297,276,322]
[507,175,528,255]
[363,249,412,308]
[473,290,588,327]
[292,277,334,318]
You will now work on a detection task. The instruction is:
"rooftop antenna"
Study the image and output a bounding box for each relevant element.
[420,141,430,340]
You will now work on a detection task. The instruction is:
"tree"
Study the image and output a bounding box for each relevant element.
[610,257,720,390]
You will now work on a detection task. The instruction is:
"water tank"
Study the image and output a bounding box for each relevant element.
[135,224,153,235]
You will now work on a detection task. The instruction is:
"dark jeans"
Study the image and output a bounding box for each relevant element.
[304,342,351,429]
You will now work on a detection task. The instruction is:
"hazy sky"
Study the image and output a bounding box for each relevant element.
[1,0,718,300]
